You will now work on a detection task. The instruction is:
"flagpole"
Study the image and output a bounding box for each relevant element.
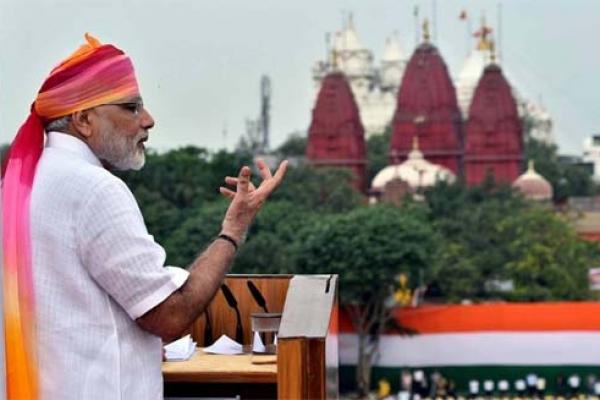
[497,1,503,63]
[414,5,420,48]
[432,0,437,43]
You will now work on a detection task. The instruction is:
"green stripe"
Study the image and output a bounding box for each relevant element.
[340,365,600,395]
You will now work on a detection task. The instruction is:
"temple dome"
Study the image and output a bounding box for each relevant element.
[382,36,405,62]
[372,141,455,190]
[390,40,462,173]
[332,15,374,79]
[464,62,523,185]
[307,71,367,191]
[512,161,553,201]
[380,36,406,91]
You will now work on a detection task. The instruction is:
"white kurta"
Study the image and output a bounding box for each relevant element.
[31,132,189,400]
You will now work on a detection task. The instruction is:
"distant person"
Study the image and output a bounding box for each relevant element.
[568,373,581,396]
[526,372,538,397]
[1,34,287,400]
[468,379,480,399]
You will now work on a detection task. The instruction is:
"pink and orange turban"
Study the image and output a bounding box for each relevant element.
[1,33,140,399]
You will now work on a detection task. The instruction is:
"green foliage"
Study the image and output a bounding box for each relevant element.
[524,137,599,200]
[110,143,597,304]
[0,143,9,161]
[233,201,318,274]
[272,165,363,214]
[295,204,436,305]
[163,200,228,267]
[366,127,391,184]
[499,207,600,301]
[274,132,307,156]
[426,179,597,302]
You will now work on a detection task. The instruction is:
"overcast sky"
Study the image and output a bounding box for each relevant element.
[1,0,598,156]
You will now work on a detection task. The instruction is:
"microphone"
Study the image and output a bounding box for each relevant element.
[247,280,269,313]
[220,284,244,344]
[203,309,213,346]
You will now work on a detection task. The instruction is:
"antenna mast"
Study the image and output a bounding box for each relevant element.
[260,75,271,152]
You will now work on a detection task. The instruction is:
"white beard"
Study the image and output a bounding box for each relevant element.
[92,120,147,171]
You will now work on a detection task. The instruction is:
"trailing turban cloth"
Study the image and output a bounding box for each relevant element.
[1,33,140,399]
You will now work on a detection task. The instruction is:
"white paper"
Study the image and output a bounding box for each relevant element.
[203,334,244,355]
[252,331,266,353]
[164,334,196,361]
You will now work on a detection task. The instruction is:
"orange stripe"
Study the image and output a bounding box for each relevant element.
[339,302,600,333]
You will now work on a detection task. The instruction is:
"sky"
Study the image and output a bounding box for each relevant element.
[1,0,598,156]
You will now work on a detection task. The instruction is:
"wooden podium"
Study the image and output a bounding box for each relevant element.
[163,274,339,400]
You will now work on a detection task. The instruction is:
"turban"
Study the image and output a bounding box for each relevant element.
[1,33,140,399]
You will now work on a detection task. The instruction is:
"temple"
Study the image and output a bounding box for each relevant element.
[306,66,368,192]
[464,49,523,185]
[308,15,553,197]
[389,20,463,175]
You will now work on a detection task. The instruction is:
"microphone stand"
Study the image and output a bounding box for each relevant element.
[203,308,213,346]
[220,284,244,345]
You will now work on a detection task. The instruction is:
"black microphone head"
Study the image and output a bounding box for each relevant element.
[247,281,266,307]
[220,284,237,308]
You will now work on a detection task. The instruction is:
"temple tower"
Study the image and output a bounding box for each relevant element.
[464,46,523,185]
[306,68,368,192]
[390,20,463,175]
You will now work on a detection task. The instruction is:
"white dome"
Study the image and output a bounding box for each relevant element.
[372,147,456,190]
[332,16,374,79]
[512,161,553,201]
[334,16,366,52]
[379,36,406,91]
[382,36,405,62]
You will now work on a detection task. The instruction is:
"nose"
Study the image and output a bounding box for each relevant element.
[140,108,155,130]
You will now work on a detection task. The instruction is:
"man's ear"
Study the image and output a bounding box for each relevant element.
[71,109,95,138]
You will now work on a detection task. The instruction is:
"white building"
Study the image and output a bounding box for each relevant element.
[582,134,600,181]
[312,15,407,136]
[312,15,555,145]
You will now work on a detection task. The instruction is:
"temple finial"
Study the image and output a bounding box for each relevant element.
[412,136,420,151]
[422,19,430,42]
[490,39,496,63]
[331,48,338,70]
[476,14,492,51]
[528,159,535,172]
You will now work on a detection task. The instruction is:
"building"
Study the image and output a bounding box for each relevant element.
[312,15,555,145]
[312,15,407,137]
[306,70,367,192]
[308,15,555,199]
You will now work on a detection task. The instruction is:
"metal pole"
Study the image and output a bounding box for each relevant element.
[497,1,503,63]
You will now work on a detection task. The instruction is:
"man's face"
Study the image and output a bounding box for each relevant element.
[88,96,154,170]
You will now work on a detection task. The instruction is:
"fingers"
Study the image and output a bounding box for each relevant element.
[221,159,288,199]
[219,187,236,199]
[272,160,289,183]
[255,158,273,180]
[236,166,252,195]
[225,176,256,191]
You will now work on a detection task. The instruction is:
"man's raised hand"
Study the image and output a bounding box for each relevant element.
[219,158,288,244]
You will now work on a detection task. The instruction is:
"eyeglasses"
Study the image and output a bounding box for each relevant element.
[103,100,145,117]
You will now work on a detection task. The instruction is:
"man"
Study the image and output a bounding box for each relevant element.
[1,34,287,400]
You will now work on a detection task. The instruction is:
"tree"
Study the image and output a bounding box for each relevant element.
[500,206,600,301]
[366,126,391,184]
[274,131,307,157]
[233,201,317,274]
[163,200,228,267]
[272,165,363,214]
[426,179,599,302]
[524,137,599,200]
[295,204,436,398]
